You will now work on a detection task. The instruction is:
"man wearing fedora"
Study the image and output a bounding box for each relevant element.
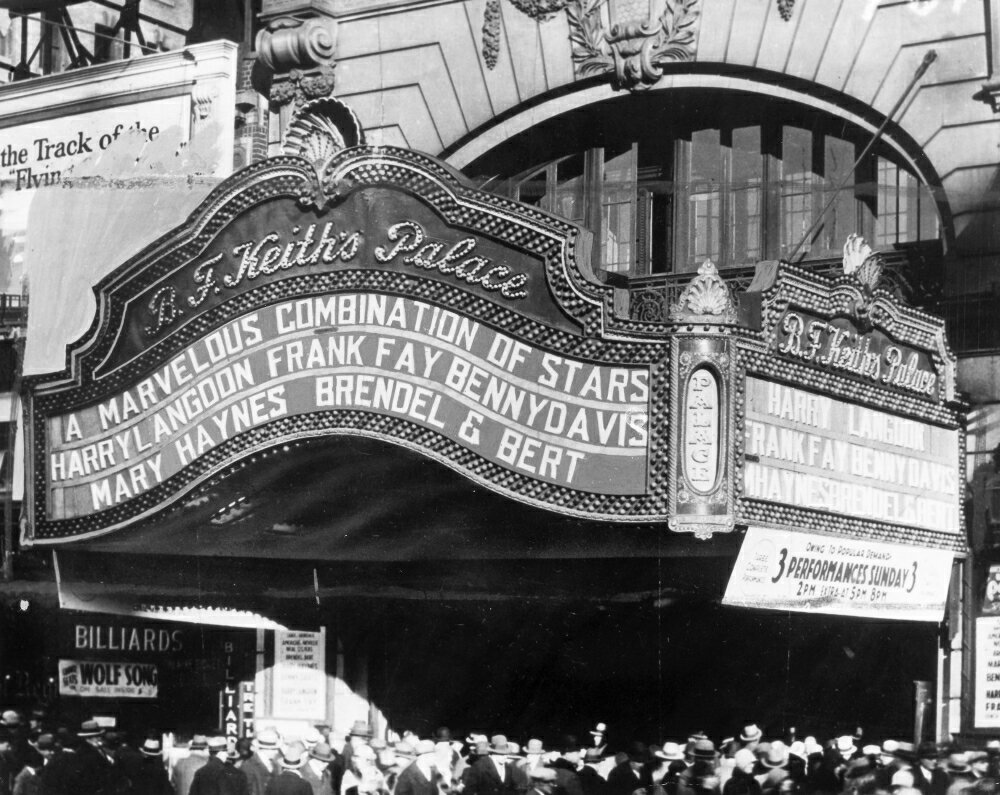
[175,734,212,795]
[462,735,519,795]
[131,737,173,795]
[189,737,250,795]
[528,768,558,795]
[266,742,312,795]
[548,736,584,795]
[243,728,281,795]
[302,742,336,795]
[578,749,610,795]
[675,740,718,795]
[74,720,116,795]
[394,740,439,795]
[607,742,650,795]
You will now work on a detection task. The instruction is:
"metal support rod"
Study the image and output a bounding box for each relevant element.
[786,49,937,263]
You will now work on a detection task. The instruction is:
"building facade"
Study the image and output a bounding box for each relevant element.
[0,0,997,745]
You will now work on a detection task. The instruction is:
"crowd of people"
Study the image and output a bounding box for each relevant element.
[1,710,1000,795]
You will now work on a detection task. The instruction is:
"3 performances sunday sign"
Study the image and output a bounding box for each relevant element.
[23,146,668,542]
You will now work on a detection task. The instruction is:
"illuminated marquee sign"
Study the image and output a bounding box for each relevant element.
[736,261,964,549]
[24,146,668,542]
[743,377,960,534]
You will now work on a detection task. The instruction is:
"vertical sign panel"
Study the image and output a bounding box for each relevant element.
[273,629,326,721]
[976,616,1000,728]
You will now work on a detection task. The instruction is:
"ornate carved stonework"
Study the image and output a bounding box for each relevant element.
[481,0,700,92]
[669,260,738,323]
[254,14,337,109]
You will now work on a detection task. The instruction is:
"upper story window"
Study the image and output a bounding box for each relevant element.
[482,92,940,278]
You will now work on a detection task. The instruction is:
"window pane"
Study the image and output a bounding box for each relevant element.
[816,135,856,252]
[780,126,815,258]
[730,126,762,264]
[918,182,938,241]
[554,154,586,225]
[517,168,548,209]
[601,145,636,273]
[686,129,723,267]
[875,157,900,246]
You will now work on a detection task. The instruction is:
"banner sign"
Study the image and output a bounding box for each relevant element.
[743,377,961,534]
[24,147,669,542]
[723,526,954,621]
[976,616,1000,727]
[273,630,325,721]
[58,659,158,698]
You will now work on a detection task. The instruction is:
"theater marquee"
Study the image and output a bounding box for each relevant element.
[23,143,670,542]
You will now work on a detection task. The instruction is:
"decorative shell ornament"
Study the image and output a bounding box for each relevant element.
[842,233,883,291]
[669,260,738,322]
[282,96,366,167]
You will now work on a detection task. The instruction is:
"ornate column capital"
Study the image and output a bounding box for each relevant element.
[252,1,338,109]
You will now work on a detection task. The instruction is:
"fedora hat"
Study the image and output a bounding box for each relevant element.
[281,741,308,769]
[917,741,940,760]
[434,727,454,742]
[78,720,105,738]
[626,741,651,763]
[656,742,685,762]
[689,739,716,762]
[349,721,373,738]
[525,739,546,755]
[761,744,788,769]
[140,738,163,757]
[35,733,56,753]
[489,735,514,755]
[558,735,581,753]
[189,734,209,750]
[311,742,336,763]
[740,724,762,743]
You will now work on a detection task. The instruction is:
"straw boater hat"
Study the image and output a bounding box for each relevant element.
[656,743,685,762]
[281,741,308,769]
[256,728,280,750]
[530,768,557,783]
[589,723,607,739]
[140,738,163,757]
[1,711,20,727]
[394,741,417,760]
[78,720,105,738]
[946,753,972,774]
[836,736,857,756]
